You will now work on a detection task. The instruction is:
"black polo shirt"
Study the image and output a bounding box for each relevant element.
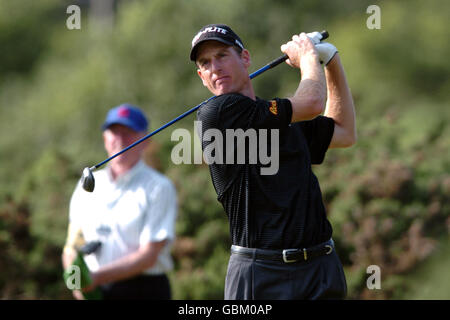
[197,93,335,249]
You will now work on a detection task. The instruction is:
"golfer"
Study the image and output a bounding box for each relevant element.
[62,104,177,300]
[191,24,356,299]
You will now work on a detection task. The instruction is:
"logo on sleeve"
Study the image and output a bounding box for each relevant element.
[269,100,278,115]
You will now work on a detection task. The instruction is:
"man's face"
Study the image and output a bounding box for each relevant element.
[196,41,251,96]
[103,124,147,164]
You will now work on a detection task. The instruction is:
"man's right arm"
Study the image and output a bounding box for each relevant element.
[62,189,86,300]
[281,33,327,122]
[61,223,85,300]
[62,222,81,269]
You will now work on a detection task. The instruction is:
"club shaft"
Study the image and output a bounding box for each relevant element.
[92,57,285,170]
[93,31,328,170]
[92,95,215,169]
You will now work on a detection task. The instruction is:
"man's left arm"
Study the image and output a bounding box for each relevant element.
[84,240,167,292]
[323,53,357,148]
[85,179,177,292]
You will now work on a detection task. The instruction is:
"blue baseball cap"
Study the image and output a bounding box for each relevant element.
[102,104,149,132]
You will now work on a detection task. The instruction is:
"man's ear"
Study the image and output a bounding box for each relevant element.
[241,49,251,69]
[197,69,208,87]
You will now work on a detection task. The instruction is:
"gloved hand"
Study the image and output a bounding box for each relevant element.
[306,31,325,45]
[315,42,338,65]
[306,31,338,66]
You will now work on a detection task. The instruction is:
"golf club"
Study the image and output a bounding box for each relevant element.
[81,30,329,192]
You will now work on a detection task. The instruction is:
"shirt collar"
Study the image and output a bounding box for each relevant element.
[107,160,145,187]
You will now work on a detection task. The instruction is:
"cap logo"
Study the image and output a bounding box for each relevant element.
[192,26,228,47]
[118,107,130,118]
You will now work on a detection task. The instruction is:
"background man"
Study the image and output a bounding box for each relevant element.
[191,24,356,299]
[62,104,177,300]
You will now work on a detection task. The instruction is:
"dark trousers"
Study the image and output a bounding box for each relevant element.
[225,248,347,300]
[100,274,171,300]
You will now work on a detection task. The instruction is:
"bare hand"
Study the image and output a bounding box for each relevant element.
[82,271,99,293]
[281,33,319,69]
[72,289,85,300]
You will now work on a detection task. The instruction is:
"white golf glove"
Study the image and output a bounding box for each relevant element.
[306,31,325,45]
[306,31,338,66]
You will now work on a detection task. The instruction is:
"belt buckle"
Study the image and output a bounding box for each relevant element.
[282,249,300,263]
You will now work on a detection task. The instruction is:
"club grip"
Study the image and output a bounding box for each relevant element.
[267,30,329,69]
[320,30,329,40]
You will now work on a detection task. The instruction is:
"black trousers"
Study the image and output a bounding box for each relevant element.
[100,274,171,300]
[225,247,347,300]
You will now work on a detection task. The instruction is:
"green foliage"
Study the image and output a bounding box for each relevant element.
[171,245,229,300]
[391,236,450,299]
[0,196,71,299]
[0,0,449,299]
[0,0,63,81]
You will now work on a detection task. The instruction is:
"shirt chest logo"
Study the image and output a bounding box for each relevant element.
[269,100,278,115]
[96,224,112,237]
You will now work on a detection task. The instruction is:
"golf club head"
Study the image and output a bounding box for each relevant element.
[81,167,95,192]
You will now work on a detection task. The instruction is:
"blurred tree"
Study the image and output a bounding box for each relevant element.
[0,0,64,82]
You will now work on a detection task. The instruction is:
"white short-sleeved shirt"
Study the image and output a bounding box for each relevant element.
[69,160,177,275]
